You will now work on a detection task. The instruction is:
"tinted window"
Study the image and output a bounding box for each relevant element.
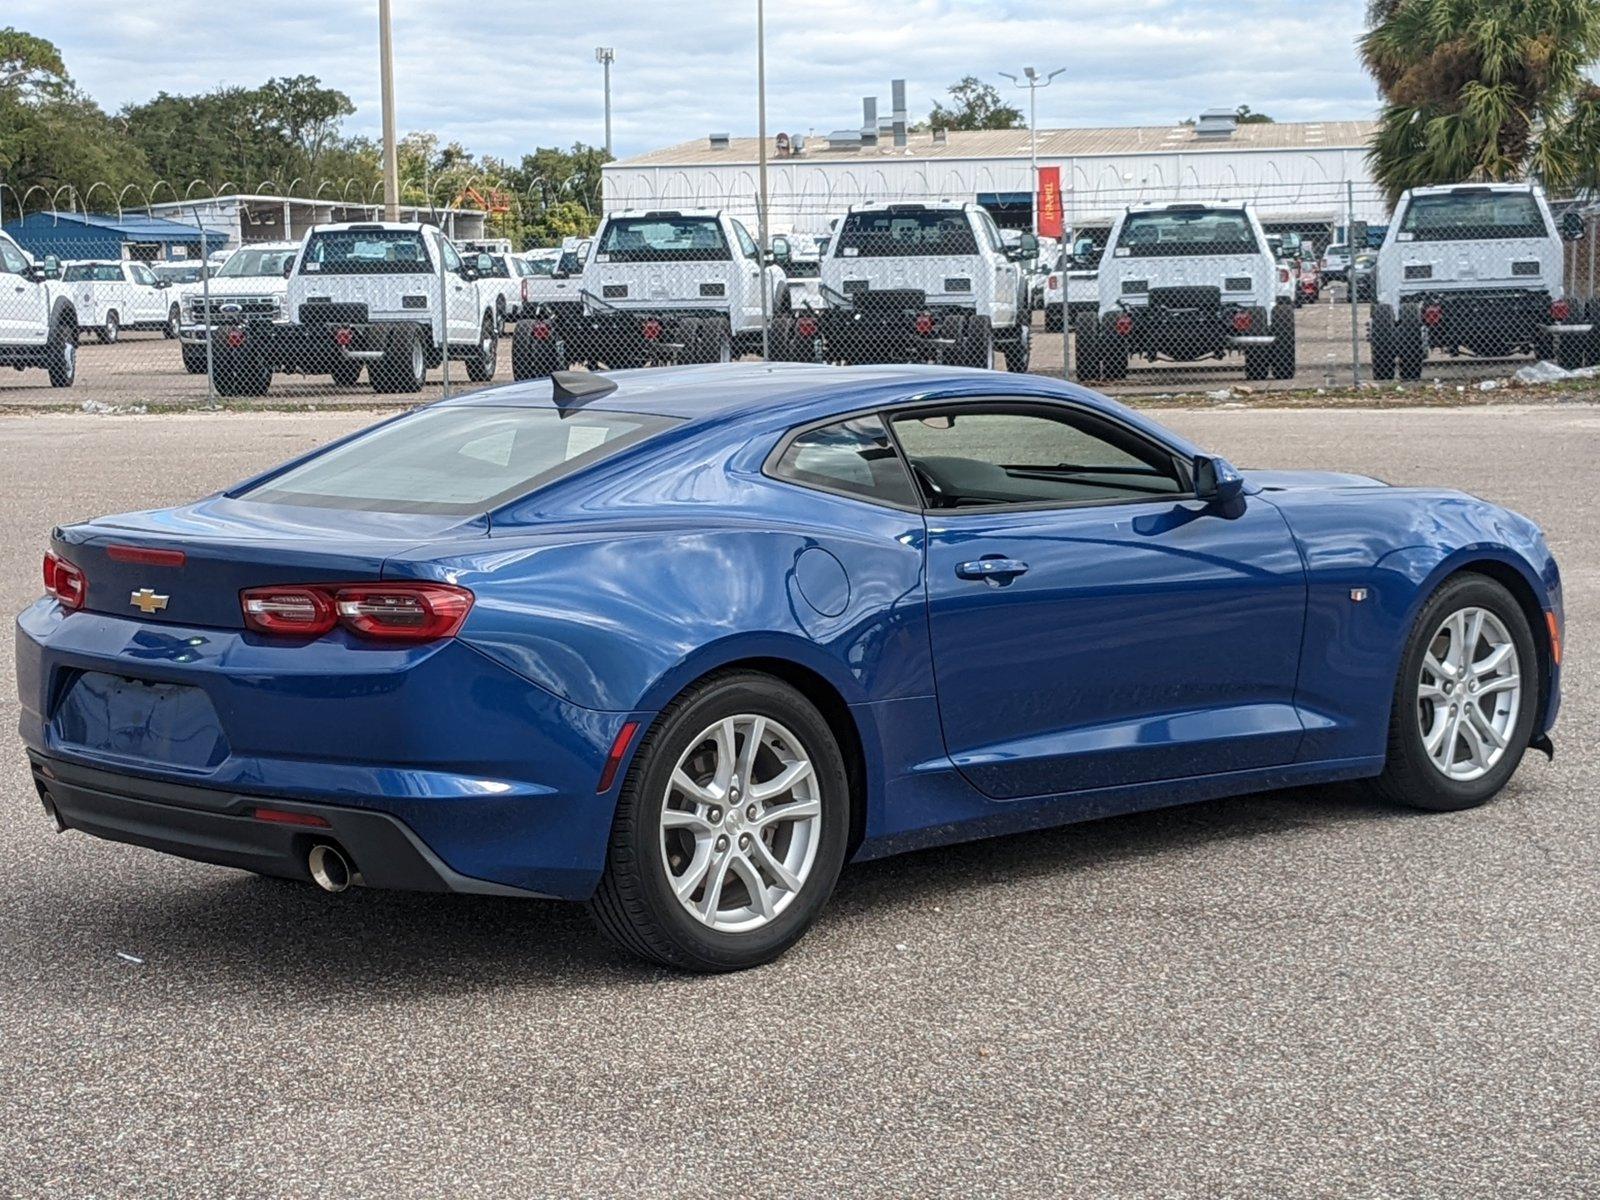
[772,416,918,508]
[731,221,760,259]
[525,256,558,276]
[480,254,511,278]
[835,209,979,258]
[890,407,1185,508]
[302,230,433,275]
[1115,209,1258,258]
[1399,191,1548,242]
[220,248,297,277]
[598,216,730,262]
[131,264,158,286]
[63,264,124,282]
[243,406,681,514]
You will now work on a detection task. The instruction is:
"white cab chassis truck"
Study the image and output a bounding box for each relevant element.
[1078,202,1293,382]
[795,201,1034,371]
[513,211,784,378]
[206,223,499,396]
[0,232,78,387]
[1369,183,1593,379]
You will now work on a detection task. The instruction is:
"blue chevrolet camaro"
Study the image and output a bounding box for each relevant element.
[17,364,1563,971]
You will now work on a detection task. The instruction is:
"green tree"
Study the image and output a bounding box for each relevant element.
[1234,105,1274,124]
[929,77,1024,132]
[1361,0,1600,203]
[0,27,67,99]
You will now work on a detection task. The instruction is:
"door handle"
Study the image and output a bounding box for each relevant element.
[956,557,1029,582]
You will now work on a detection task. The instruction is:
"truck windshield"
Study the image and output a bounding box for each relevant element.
[153,264,203,283]
[597,216,730,262]
[242,406,683,515]
[1398,191,1548,242]
[1116,210,1257,257]
[834,209,978,258]
[300,230,434,275]
[219,248,298,277]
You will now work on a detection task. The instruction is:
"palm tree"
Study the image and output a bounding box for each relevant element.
[1361,0,1600,204]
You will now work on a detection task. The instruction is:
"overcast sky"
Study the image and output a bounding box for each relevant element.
[14,1,1379,160]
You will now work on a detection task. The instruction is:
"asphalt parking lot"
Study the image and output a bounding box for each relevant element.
[2,402,1596,1197]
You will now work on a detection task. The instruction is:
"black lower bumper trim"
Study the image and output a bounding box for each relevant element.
[27,753,543,897]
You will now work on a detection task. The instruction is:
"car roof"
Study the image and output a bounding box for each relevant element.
[1407,182,1539,197]
[308,221,435,234]
[231,240,301,250]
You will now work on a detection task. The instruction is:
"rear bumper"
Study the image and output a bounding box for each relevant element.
[30,753,544,896]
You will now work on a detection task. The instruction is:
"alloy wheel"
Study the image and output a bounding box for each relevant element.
[1416,605,1522,782]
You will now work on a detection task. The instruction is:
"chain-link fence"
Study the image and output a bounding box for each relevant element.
[2,178,1596,407]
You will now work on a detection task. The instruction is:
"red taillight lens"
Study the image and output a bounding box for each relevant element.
[795,315,818,337]
[43,552,86,610]
[1113,313,1133,337]
[532,320,552,341]
[914,312,934,335]
[521,278,531,303]
[241,587,337,636]
[641,318,662,341]
[1232,310,1254,333]
[106,544,186,567]
[1279,267,1291,283]
[333,327,354,347]
[1422,304,1443,326]
[251,806,331,828]
[1047,275,1059,289]
[242,582,474,641]
[1551,298,1571,322]
[225,327,246,349]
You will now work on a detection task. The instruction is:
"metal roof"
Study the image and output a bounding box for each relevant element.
[612,120,1378,169]
[3,210,229,241]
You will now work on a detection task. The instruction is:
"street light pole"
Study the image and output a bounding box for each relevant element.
[378,0,400,221]
[1000,67,1064,238]
[595,48,615,158]
[756,0,771,359]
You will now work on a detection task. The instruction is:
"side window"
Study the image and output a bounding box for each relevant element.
[439,238,463,272]
[974,210,1005,253]
[0,239,27,275]
[771,415,919,508]
[732,221,760,260]
[889,406,1185,508]
[132,264,157,286]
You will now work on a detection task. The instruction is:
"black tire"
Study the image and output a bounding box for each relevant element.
[1044,304,1064,334]
[371,325,425,394]
[1270,301,1297,380]
[164,304,180,339]
[213,342,271,397]
[677,317,705,364]
[46,319,77,388]
[1001,321,1031,373]
[1366,574,1539,813]
[1073,312,1101,380]
[330,359,363,387]
[1098,313,1129,381]
[768,315,794,363]
[465,314,498,382]
[512,320,559,379]
[495,295,508,334]
[1397,303,1425,380]
[181,343,208,374]
[1370,302,1397,381]
[1555,321,1585,371]
[98,311,119,345]
[936,314,965,367]
[960,314,993,368]
[586,671,852,972]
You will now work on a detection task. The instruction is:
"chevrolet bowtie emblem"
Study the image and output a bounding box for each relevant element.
[130,588,169,615]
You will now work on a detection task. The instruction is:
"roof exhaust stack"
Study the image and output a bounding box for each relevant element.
[708,132,731,150]
[861,96,878,146]
[1194,108,1239,139]
[891,78,908,147]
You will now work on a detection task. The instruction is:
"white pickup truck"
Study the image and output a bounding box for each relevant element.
[0,231,78,387]
[179,241,297,374]
[59,259,180,343]
[205,222,499,396]
[1370,182,1593,378]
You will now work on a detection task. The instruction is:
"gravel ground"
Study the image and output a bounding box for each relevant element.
[1,404,1596,1198]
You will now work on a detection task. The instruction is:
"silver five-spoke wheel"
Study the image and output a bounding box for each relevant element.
[1417,605,1522,783]
[659,714,822,933]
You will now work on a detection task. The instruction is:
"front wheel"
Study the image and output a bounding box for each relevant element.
[1001,321,1031,373]
[587,671,851,972]
[1269,301,1297,379]
[464,315,499,382]
[98,311,119,345]
[1397,303,1425,380]
[1073,312,1101,380]
[1366,574,1538,812]
[165,304,180,339]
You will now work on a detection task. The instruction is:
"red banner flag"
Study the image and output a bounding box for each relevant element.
[1036,166,1063,239]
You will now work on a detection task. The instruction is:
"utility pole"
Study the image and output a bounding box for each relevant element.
[596,48,615,158]
[1001,67,1064,237]
[378,0,400,221]
[756,1,770,359]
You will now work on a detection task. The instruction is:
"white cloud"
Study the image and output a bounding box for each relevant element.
[11,0,1380,160]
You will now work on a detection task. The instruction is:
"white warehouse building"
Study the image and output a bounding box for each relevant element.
[603,104,1385,242]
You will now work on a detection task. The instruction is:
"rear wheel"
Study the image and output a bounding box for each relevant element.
[46,320,77,388]
[1044,304,1064,334]
[371,325,425,394]
[1555,318,1585,371]
[181,343,208,375]
[586,671,851,972]
[767,315,794,362]
[960,314,994,368]
[464,314,499,382]
[677,317,705,364]
[213,342,271,397]
[1001,321,1031,373]
[1370,302,1397,380]
[1098,313,1129,381]
[1366,574,1538,812]
[697,317,733,364]
[164,304,180,339]
[1073,312,1101,380]
[1269,301,1297,379]
[98,311,119,345]
[1396,303,1425,380]
[512,320,559,379]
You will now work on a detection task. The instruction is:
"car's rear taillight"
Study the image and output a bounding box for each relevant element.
[532,320,552,340]
[1279,267,1291,283]
[1232,310,1254,333]
[241,582,474,642]
[1113,313,1133,337]
[225,328,247,348]
[333,327,354,347]
[914,312,934,335]
[1551,298,1571,322]
[1422,303,1443,326]
[641,318,662,341]
[43,552,86,610]
[1047,275,1059,289]
[521,278,531,303]
[795,314,818,338]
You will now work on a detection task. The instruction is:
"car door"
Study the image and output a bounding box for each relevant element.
[890,400,1307,801]
[730,220,765,332]
[973,210,1018,328]
[0,236,49,344]
[436,236,477,345]
[128,263,164,323]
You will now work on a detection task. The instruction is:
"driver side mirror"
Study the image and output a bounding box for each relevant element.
[1009,232,1039,261]
[769,235,791,265]
[1194,455,1245,505]
[1560,210,1585,242]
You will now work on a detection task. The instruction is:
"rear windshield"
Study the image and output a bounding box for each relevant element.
[241,406,681,514]
[153,264,203,282]
[300,230,433,275]
[1398,191,1549,242]
[524,256,558,276]
[220,248,297,277]
[834,209,979,258]
[597,216,729,263]
[1115,209,1258,257]
[63,264,123,282]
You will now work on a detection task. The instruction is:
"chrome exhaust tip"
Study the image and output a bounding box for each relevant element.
[307,843,353,893]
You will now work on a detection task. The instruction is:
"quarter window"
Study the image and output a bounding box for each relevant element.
[772,416,918,508]
[732,221,760,260]
[0,240,27,274]
[889,406,1186,508]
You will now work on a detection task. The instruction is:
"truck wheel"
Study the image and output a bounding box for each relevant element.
[1269,301,1297,380]
[331,359,363,387]
[1098,313,1129,381]
[1555,320,1585,371]
[164,304,180,339]
[1397,303,1425,380]
[513,320,559,379]
[98,311,119,345]
[46,319,77,388]
[371,325,425,394]
[495,296,508,334]
[465,314,499,382]
[180,343,208,375]
[960,315,994,369]
[1044,304,1064,334]
[1001,322,1031,373]
[676,318,704,364]
[1072,313,1101,380]
[1370,303,1397,380]
[767,316,793,363]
